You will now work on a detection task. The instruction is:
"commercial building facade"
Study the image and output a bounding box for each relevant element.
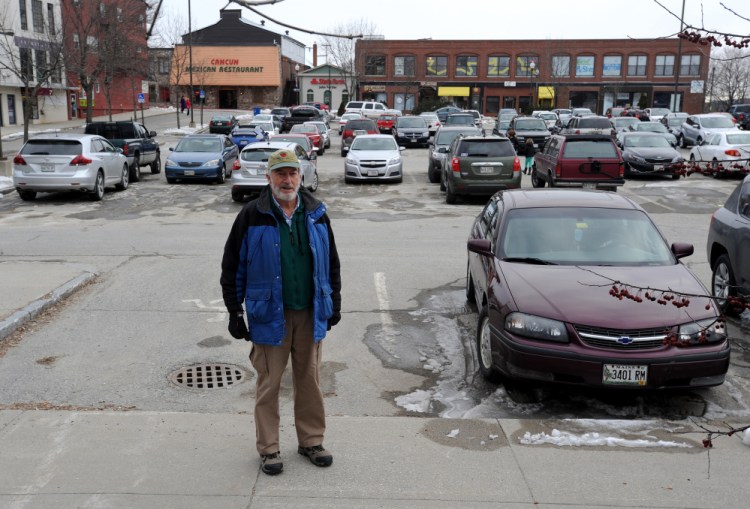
[171,9,305,111]
[354,38,710,115]
[297,64,350,110]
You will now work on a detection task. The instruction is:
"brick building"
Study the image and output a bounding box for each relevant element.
[354,38,710,115]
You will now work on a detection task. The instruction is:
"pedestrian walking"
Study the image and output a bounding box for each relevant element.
[220,149,342,477]
[185,97,191,115]
[507,128,518,152]
[523,138,536,175]
[180,95,186,114]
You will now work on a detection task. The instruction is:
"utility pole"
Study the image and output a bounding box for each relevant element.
[188,0,195,128]
[673,0,686,112]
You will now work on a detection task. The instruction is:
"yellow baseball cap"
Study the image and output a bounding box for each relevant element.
[267,149,300,172]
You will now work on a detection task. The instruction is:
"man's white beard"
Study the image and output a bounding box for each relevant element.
[271,180,300,202]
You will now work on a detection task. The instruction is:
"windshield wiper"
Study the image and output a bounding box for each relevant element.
[502,257,557,265]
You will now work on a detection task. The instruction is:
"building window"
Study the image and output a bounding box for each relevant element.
[627,55,647,76]
[99,3,106,15]
[456,55,478,77]
[394,93,415,111]
[159,59,170,74]
[486,96,500,114]
[86,35,98,48]
[425,55,447,77]
[19,48,33,81]
[551,55,570,77]
[47,3,55,35]
[655,55,675,76]
[31,0,43,33]
[364,55,386,76]
[516,55,539,77]
[680,54,701,76]
[306,89,314,102]
[487,55,509,77]
[394,56,415,77]
[602,55,621,76]
[35,49,47,80]
[73,33,79,49]
[50,53,61,83]
[575,55,595,77]
[20,0,28,30]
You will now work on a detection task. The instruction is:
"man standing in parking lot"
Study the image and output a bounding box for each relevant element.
[220,149,342,476]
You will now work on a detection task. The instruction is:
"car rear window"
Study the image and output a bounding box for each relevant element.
[397,117,427,128]
[579,118,612,129]
[240,148,276,162]
[515,119,548,130]
[346,120,376,130]
[702,116,736,128]
[21,139,82,155]
[85,123,135,138]
[562,140,618,158]
[436,129,480,145]
[459,139,515,157]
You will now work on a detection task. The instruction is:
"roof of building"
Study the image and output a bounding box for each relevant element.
[183,9,304,48]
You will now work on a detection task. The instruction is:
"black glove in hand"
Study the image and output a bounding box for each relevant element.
[228,313,251,341]
[327,312,341,331]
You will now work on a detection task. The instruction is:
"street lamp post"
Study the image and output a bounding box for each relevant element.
[529,61,537,112]
[188,0,195,128]
[295,63,300,106]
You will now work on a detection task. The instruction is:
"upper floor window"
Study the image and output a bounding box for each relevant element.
[19,0,28,30]
[516,55,539,77]
[655,54,675,76]
[306,89,314,102]
[627,55,647,76]
[364,55,386,76]
[551,55,570,77]
[47,3,55,35]
[487,55,510,77]
[602,55,621,76]
[575,55,595,77]
[425,55,448,77]
[159,59,170,74]
[680,54,701,76]
[456,55,478,77]
[394,55,415,77]
[31,0,43,33]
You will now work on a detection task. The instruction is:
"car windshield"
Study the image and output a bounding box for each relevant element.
[240,148,276,162]
[379,115,396,121]
[254,115,273,121]
[623,135,671,148]
[702,116,736,128]
[446,115,474,124]
[500,208,674,266]
[725,133,750,144]
[573,109,593,115]
[248,123,273,131]
[460,139,515,157]
[291,125,316,133]
[562,140,618,158]
[271,109,288,115]
[21,139,82,155]
[637,123,668,133]
[614,118,640,127]
[273,136,310,148]
[351,137,398,151]
[175,138,222,152]
[650,108,670,116]
[579,118,612,128]
[538,113,557,120]
[666,117,684,127]
[398,118,427,128]
[515,119,548,130]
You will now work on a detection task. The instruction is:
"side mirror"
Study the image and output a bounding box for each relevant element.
[149,131,157,137]
[169,147,174,151]
[671,242,694,259]
[343,146,350,153]
[399,146,405,151]
[467,239,493,256]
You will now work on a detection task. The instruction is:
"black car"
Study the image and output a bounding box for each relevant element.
[393,116,430,147]
[507,116,551,149]
[707,174,750,316]
[617,132,683,179]
[208,114,237,134]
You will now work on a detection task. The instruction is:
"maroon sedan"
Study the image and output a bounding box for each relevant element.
[466,189,729,389]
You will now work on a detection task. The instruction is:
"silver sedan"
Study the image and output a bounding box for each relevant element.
[344,135,404,184]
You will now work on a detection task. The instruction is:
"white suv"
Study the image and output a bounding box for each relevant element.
[344,101,388,120]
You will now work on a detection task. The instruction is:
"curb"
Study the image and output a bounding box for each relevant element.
[0,271,97,342]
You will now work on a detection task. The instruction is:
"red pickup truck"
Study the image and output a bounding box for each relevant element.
[531,134,625,191]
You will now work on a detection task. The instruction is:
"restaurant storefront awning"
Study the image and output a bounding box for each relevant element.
[438,86,470,97]
[538,86,555,100]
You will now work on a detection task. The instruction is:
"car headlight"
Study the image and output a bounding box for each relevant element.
[422,131,429,136]
[202,159,220,167]
[677,317,727,345]
[165,159,177,166]
[504,312,569,343]
[345,157,356,165]
[627,154,646,163]
[388,157,401,165]
[671,155,684,163]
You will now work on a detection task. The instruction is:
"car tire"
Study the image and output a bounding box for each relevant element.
[115,163,129,191]
[231,188,244,202]
[308,170,319,192]
[216,165,225,184]
[428,164,440,183]
[91,171,105,201]
[679,135,688,149]
[340,149,346,157]
[150,154,161,174]
[17,189,37,201]
[130,154,141,183]
[712,254,741,317]
[166,177,176,184]
[318,146,325,156]
[476,305,501,383]
[466,261,476,304]
[530,169,545,188]
[439,170,446,191]
[623,163,632,178]
[445,183,457,204]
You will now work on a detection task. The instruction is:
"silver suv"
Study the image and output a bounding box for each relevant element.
[680,113,739,148]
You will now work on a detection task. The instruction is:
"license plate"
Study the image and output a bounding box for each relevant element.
[410,139,417,142]
[184,170,195,176]
[603,364,647,386]
[367,169,379,177]
[583,182,596,189]
[239,141,247,145]
[41,164,55,172]
[652,164,664,171]
[479,167,494,174]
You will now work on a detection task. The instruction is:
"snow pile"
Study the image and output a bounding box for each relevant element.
[744,428,750,447]
[395,389,432,413]
[520,428,692,448]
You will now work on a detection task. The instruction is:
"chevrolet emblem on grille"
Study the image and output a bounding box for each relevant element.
[617,336,634,345]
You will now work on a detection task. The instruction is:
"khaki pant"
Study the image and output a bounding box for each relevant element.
[249,308,325,456]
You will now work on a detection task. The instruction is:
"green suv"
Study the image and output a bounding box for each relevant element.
[441,134,521,204]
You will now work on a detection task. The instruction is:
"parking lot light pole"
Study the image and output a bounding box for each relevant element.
[295,63,300,106]
[529,61,537,112]
[188,0,195,128]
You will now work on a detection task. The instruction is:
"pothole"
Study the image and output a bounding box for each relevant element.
[169,363,246,389]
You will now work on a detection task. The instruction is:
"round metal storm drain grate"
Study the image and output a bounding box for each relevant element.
[169,363,245,389]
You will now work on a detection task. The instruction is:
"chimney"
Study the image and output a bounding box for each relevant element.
[313,43,317,67]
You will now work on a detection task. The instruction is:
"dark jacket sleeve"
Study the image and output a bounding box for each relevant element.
[326,218,342,315]
[220,208,249,314]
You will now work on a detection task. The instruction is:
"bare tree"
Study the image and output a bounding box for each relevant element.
[0,4,65,143]
[708,47,750,110]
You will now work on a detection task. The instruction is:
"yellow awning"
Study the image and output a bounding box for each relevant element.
[438,86,470,97]
[538,86,555,100]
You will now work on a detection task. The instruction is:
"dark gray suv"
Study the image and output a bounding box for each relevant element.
[427,126,481,183]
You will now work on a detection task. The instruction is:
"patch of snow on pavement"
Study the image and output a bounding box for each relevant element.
[520,428,692,448]
[395,389,432,413]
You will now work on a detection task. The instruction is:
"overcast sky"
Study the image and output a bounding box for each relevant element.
[155,0,749,63]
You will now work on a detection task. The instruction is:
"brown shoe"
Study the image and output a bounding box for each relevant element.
[298,445,333,467]
[261,452,283,475]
